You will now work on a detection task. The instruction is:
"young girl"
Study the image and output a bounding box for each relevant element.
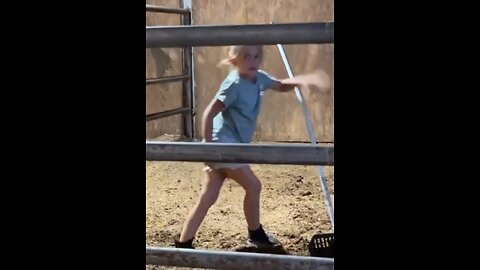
[175,45,329,249]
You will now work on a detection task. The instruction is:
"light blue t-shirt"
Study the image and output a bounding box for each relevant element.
[212,69,278,143]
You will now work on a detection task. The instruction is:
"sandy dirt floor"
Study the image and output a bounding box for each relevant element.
[146,135,334,269]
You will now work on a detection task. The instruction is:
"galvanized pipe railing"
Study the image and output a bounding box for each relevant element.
[146,247,334,270]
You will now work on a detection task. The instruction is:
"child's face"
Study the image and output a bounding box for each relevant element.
[233,46,262,79]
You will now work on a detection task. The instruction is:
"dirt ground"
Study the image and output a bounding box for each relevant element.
[146,135,334,269]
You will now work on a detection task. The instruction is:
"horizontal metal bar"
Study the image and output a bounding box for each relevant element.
[146,107,190,122]
[146,247,334,270]
[146,22,334,48]
[145,141,334,165]
[146,4,190,15]
[146,75,190,85]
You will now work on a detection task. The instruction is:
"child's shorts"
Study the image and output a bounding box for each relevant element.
[203,136,249,172]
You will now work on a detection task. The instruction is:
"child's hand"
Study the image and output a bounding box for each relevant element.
[296,69,331,92]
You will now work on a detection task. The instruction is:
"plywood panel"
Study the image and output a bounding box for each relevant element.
[246,0,334,142]
[191,0,333,142]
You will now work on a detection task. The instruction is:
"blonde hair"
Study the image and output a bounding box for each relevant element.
[217,45,263,69]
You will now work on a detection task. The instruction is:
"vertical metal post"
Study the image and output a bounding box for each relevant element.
[276,42,334,230]
[181,0,194,139]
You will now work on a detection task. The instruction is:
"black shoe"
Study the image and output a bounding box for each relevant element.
[246,233,280,248]
[247,225,280,248]
[174,238,195,249]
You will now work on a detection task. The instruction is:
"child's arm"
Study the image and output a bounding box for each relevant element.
[269,70,331,93]
[202,99,225,142]
[270,79,301,92]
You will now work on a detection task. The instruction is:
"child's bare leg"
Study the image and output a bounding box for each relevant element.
[179,169,225,242]
[224,166,262,231]
[225,165,276,246]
